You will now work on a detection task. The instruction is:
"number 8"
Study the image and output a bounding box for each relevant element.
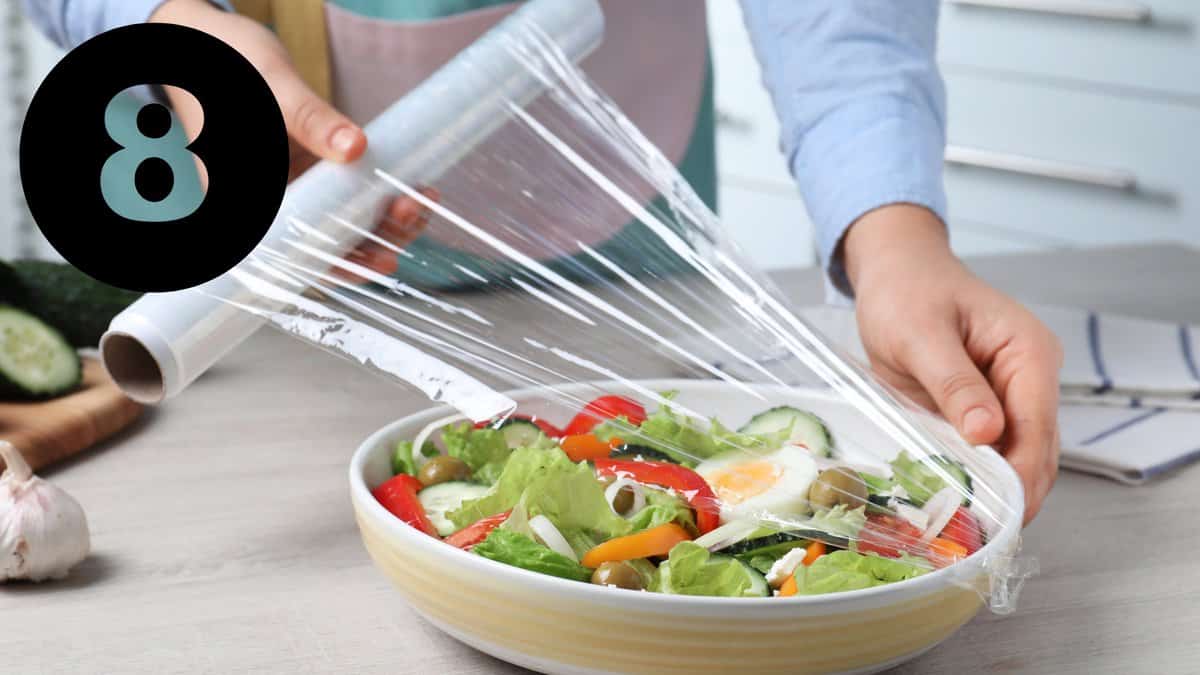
[100,93,206,222]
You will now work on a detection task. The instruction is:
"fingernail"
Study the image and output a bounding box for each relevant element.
[330,126,358,155]
[963,407,991,437]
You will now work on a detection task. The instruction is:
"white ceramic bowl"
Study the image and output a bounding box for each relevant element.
[350,380,1024,675]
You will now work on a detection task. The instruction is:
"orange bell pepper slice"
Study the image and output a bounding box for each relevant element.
[560,434,621,463]
[778,574,799,597]
[581,523,691,568]
[928,537,970,568]
[802,540,826,566]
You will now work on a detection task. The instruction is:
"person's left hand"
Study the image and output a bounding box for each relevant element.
[841,204,1063,524]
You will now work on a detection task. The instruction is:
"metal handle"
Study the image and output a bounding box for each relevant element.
[945,145,1138,191]
[947,0,1152,23]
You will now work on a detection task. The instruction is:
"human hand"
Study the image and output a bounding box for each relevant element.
[150,0,427,270]
[841,205,1063,524]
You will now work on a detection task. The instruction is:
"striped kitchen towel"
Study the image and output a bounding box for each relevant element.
[672,304,1200,484]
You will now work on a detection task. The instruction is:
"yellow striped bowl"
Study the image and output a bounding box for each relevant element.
[350,380,1024,674]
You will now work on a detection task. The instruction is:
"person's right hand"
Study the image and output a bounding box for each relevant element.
[150,0,428,272]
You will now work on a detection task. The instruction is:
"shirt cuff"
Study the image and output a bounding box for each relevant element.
[792,100,948,302]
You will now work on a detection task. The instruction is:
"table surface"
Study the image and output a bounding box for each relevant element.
[6,244,1199,675]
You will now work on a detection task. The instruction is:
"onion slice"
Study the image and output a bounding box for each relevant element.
[604,478,646,516]
[920,487,961,542]
[693,519,760,552]
[529,515,578,562]
[410,413,469,468]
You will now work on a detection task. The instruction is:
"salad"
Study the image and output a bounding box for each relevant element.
[371,393,986,598]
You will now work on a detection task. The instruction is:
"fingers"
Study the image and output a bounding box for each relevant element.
[332,189,439,282]
[270,66,366,163]
[996,334,1062,524]
[895,323,1007,447]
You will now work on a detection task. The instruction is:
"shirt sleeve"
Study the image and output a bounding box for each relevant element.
[738,0,947,299]
[20,0,176,49]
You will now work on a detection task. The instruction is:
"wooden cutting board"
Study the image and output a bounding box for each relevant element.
[0,358,143,473]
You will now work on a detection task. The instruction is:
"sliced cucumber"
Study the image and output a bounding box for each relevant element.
[740,559,770,597]
[608,444,680,464]
[739,406,834,458]
[726,529,850,558]
[497,418,552,450]
[0,305,81,400]
[418,481,490,536]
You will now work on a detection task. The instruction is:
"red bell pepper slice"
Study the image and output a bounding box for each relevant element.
[372,474,437,537]
[443,510,512,550]
[562,395,647,437]
[593,458,720,534]
[475,414,563,438]
[939,507,984,555]
[856,514,924,559]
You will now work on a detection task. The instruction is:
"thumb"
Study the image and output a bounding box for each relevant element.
[898,327,1006,445]
[271,66,366,163]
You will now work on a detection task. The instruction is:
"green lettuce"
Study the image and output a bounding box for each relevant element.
[472,529,591,582]
[440,423,514,484]
[448,447,631,549]
[793,550,928,595]
[858,471,895,496]
[654,542,761,598]
[807,504,868,539]
[392,440,438,476]
[595,394,788,466]
[626,487,696,533]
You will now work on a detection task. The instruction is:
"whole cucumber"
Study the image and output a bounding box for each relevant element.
[6,260,141,347]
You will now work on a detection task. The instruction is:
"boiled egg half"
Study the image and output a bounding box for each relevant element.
[695,446,818,523]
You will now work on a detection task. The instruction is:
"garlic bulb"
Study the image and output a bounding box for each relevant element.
[0,441,90,582]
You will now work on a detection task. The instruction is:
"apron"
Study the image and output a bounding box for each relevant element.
[235,0,716,287]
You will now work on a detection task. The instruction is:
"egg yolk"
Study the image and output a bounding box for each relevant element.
[708,460,783,505]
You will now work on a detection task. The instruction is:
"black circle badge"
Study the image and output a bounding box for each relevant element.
[20,23,289,292]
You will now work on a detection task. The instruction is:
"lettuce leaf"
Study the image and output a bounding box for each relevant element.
[654,542,760,598]
[626,487,696,533]
[439,423,514,484]
[448,447,631,549]
[793,550,928,595]
[595,395,788,467]
[807,504,868,539]
[391,440,438,476]
[472,529,591,582]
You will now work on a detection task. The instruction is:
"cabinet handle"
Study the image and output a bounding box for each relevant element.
[947,0,1151,23]
[945,145,1138,191]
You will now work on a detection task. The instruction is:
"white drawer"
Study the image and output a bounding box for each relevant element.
[943,72,1200,246]
[939,0,1200,98]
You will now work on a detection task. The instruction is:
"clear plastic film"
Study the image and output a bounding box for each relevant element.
[211,0,1034,612]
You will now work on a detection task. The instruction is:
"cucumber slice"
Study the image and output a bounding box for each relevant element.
[739,406,834,457]
[497,419,552,450]
[418,481,490,536]
[0,305,81,400]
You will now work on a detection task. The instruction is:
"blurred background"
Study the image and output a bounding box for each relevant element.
[0,0,1196,270]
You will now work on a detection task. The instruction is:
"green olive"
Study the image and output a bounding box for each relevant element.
[590,561,645,591]
[417,455,472,487]
[808,467,868,510]
[611,485,635,515]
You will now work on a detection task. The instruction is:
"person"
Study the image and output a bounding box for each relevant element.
[24,0,1062,522]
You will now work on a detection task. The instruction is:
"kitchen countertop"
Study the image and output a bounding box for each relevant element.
[5,243,1199,675]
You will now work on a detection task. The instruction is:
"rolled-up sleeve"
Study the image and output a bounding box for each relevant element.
[739,0,947,297]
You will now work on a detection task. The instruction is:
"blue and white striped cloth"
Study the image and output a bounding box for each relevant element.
[678,305,1200,485]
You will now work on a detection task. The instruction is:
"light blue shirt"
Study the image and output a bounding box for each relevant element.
[23,0,948,295]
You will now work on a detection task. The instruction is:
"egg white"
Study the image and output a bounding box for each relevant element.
[695,446,819,523]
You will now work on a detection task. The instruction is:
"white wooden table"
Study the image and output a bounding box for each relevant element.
[5,244,1198,674]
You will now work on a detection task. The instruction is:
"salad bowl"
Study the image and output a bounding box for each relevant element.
[349,380,1024,675]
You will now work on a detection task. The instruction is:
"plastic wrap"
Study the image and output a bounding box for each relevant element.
[113,0,1035,611]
